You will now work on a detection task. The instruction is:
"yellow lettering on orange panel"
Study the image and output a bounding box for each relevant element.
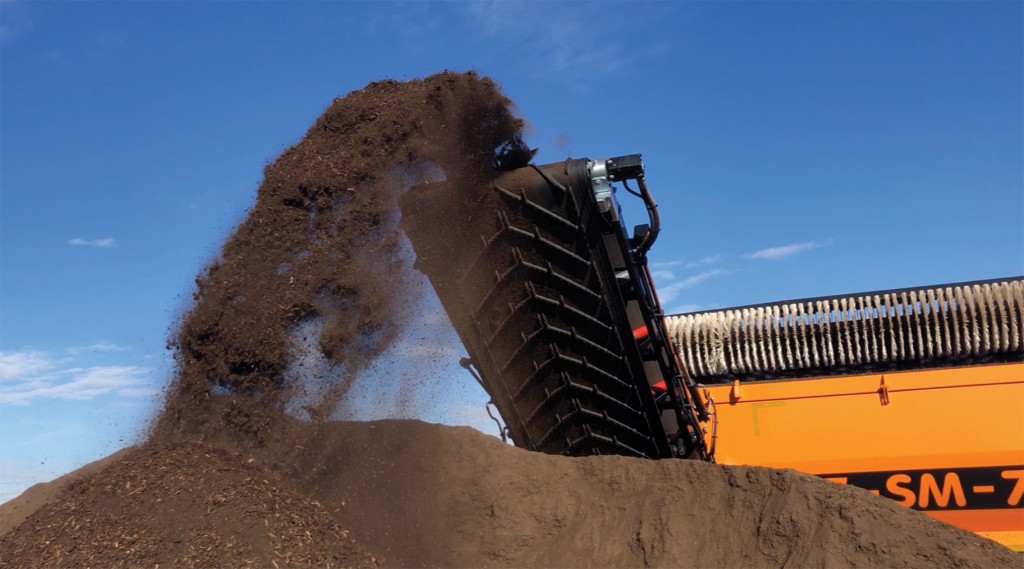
[1002,470,1024,506]
[918,473,966,509]
[885,474,916,507]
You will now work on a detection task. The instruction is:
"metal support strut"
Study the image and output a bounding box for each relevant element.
[460,357,511,443]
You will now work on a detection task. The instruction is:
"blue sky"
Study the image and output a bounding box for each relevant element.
[1,1,1021,502]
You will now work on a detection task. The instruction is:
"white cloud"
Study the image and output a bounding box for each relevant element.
[465,1,631,83]
[745,239,833,261]
[651,253,722,272]
[66,343,130,356]
[656,269,731,303]
[650,269,675,282]
[69,237,117,248]
[0,351,52,381]
[688,254,722,267]
[650,260,685,269]
[0,350,154,405]
[0,365,153,405]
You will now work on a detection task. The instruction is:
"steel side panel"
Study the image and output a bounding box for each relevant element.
[704,363,1024,546]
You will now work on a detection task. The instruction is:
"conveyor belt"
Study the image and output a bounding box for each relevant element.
[402,159,676,458]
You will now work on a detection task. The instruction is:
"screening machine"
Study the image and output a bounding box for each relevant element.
[400,154,1023,550]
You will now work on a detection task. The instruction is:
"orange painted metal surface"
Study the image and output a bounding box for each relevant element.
[703,362,1024,551]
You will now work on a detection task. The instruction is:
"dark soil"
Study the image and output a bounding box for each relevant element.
[0,440,377,569]
[0,72,1016,568]
[0,448,131,538]
[2,419,1016,568]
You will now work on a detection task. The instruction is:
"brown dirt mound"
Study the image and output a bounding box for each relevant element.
[0,440,377,569]
[2,419,1016,568]
[0,447,131,537]
[242,419,1021,568]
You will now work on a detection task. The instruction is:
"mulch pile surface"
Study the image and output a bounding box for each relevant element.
[2,419,1016,568]
[1,440,376,568]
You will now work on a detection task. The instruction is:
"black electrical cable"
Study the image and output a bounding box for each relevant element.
[636,177,661,256]
[621,179,644,198]
[621,178,661,259]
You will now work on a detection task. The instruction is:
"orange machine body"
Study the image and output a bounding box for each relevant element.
[703,362,1024,551]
